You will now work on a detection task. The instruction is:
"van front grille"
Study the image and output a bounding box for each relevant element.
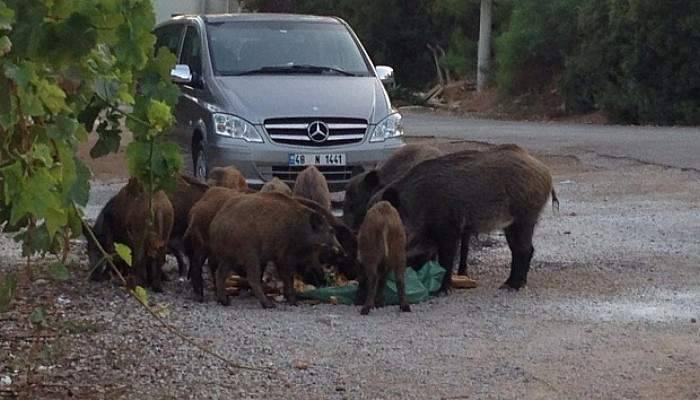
[264,117,367,147]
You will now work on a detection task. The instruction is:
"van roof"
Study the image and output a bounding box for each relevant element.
[169,13,341,24]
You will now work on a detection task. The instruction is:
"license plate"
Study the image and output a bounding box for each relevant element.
[288,153,346,166]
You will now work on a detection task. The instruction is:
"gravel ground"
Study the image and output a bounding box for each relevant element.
[1,140,699,399]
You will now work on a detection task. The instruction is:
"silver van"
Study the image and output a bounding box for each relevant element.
[153,14,404,193]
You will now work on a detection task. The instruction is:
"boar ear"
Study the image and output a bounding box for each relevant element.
[382,187,400,209]
[309,211,325,232]
[363,170,381,190]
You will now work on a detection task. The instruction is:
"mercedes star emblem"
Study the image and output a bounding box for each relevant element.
[307,121,330,143]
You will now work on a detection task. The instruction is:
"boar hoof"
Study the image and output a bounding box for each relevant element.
[400,304,411,313]
[261,300,277,309]
[218,295,231,306]
[360,306,371,315]
[500,280,526,291]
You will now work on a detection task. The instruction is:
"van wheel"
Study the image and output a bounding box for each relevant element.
[193,140,207,182]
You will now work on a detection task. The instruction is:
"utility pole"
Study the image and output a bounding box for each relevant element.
[477,0,493,92]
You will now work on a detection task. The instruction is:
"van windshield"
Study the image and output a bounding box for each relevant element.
[207,20,372,77]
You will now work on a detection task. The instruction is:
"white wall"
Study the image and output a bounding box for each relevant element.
[153,0,241,24]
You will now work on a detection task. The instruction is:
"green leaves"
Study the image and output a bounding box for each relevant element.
[133,285,148,306]
[126,140,182,193]
[0,272,17,313]
[30,306,47,325]
[0,35,10,56]
[0,0,182,262]
[49,262,71,281]
[114,242,132,267]
[146,99,174,135]
[0,1,15,31]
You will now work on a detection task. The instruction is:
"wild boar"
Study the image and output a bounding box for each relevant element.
[370,145,557,292]
[293,166,332,210]
[293,197,359,280]
[209,192,341,308]
[355,201,410,315]
[343,143,443,231]
[207,166,249,192]
[260,177,293,196]
[167,174,210,277]
[183,187,244,301]
[87,178,174,292]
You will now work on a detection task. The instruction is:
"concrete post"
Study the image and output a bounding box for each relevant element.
[477,0,493,92]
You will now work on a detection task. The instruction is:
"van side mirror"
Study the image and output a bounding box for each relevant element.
[171,64,192,84]
[376,66,395,87]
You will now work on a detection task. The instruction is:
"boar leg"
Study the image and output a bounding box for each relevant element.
[360,268,379,315]
[392,255,411,313]
[375,269,389,308]
[169,238,188,278]
[148,256,163,293]
[501,219,536,290]
[437,233,459,294]
[245,259,276,309]
[190,250,207,302]
[215,260,232,306]
[457,230,471,276]
[355,277,368,306]
[279,264,297,306]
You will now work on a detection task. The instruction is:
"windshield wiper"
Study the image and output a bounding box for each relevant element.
[234,64,358,77]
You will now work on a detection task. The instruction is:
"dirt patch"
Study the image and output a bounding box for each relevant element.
[77,131,132,183]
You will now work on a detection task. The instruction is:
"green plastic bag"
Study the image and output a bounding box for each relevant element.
[300,261,446,305]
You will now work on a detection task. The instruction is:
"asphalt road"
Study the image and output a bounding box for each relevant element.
[403,109,700,171]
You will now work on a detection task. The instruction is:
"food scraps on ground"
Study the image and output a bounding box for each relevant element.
[451,274,478,289]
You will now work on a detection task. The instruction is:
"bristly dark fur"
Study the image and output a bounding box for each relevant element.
[293,166,332,211]
[183,187,244,302]
[343,144,443,231]
[209,192,340,309]
[356,201,410,315]
[88,178,173,292]
[370,144,556,292]
[167,174,210,277]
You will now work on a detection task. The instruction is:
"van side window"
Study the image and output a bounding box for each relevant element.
[180,26,203,78]
[154,24,183,57]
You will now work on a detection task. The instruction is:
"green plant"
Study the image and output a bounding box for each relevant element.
[0,3,274,374]
[0,0,181,267]
[495,0,579,93]
[563,0,700,125]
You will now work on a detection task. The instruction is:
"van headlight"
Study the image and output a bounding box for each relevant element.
[370,113,404,142]
[213,113,263,143]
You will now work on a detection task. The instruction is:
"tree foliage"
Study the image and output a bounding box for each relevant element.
[0,0,181,259]
[562,0,700,125]
[494,0,579,93]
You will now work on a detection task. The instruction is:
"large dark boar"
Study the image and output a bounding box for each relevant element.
[370,145,556,292]
[343,144,443,231]
[293,197,359,279]
[87,178,174,292]
[183,187,244,301]
[209,192,341,308]
[260,177,292,196]
[167,174,210,277]
[356,201,410,315]
[206,166,249,192]
[293,166,332,210]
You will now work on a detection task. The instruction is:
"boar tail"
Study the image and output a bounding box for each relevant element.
[382,224,390,259]
[551,188,560,214]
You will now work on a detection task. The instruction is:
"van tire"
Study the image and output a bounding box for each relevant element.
[193,139,208,182]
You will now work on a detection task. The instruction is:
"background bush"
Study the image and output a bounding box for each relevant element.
[246,0,700,125]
